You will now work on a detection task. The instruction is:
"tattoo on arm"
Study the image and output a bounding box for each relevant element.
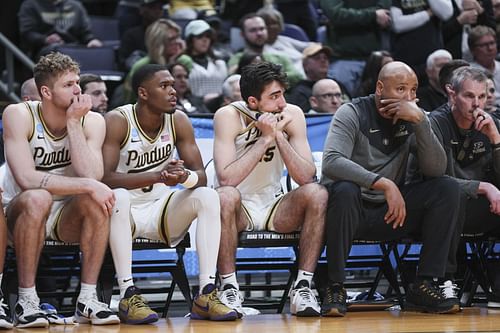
[39,174,51,188]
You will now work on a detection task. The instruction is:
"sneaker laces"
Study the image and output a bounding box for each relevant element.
[19,296,43,316]
[220,289,243,307]
[128,294,149,309]
[79,298,113,315]
[326,286,345,304]
[419,282,444,300]
[294,287,317,304]
[439,280,458,299]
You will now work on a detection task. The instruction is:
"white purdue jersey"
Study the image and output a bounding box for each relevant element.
[224,101,284,198]
[2,101,75,204]
[115,104,176,202]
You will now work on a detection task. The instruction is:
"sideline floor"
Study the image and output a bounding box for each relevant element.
[35,307,500,333]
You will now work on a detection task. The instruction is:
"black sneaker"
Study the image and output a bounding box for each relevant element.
[0,291,12,329]
[321,283,347,317]
[405,280,460,314]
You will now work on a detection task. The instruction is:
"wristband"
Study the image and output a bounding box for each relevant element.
[181,169,199,188]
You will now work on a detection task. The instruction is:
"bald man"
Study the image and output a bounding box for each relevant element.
[309,79,342,114]
[20,78,41,101]
[321,61,461,316]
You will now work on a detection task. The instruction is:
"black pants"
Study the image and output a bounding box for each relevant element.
[325,177,460,283]
[447,194,500,275]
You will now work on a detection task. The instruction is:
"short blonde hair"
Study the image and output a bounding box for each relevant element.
[33,52,80,92]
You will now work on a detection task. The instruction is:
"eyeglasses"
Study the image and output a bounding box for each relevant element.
[316,93,342,100]
[489,87,496,94]
[474,40,497,49]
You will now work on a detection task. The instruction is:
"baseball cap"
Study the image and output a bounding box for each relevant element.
[303,43,333,59]
[184,20,211,39]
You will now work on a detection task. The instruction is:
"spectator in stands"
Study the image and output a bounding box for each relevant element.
[115,0,143,36]
[213,62,327,317]
[168,0,216,19]
[409,67,500,307]
[18,0,103,58]
[118,0,167,71]
[102,64,239,324]
[321,61,461,317]
[1,52,119,328]
[177,20,228,106]
[227,13,304,87]
[494,0,500,35]
[319,0,392,97]
[124,18,184,103]
[485,73,500,114]
[20,78,41,101]
[417,49,452,112]
[222,74,242,105]
[442,0,495,61]
[168,62,209,114]
[469,25,500,104]
[287,43,349,113]
[79,74,109,114]
[390,0,453,85]
[356,50,394,98]
[257,5,311,76]
[309,79,343,114]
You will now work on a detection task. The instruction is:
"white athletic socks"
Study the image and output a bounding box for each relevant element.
[118,277,135,299]
[78,283,97,301]
[220,272,239,290]
[294,270,314,288]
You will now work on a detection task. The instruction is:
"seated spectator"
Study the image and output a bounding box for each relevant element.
[20,78,41,101]
[469,25,500,104]
[168,62,209,114]
[118,0,167,71]
[18,0,103,58]
[222,74,242,105]
[123,18,184,103]
[417,49,452,112]
[257,5,311,76]
[308,79,343,114]
[485,72,500,116]
[115,0,143,36]
[227,13,304,87]
[177,20,228,105]
[79,74,109,114]
[356,50,394,98]
[287,43,349,113]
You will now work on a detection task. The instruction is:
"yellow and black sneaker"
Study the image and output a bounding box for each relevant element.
[191,284,240,321]
[118,286,158,324]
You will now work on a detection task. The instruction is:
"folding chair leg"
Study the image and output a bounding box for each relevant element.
[277,273,294,314]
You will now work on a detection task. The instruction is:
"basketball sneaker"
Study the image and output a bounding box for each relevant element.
[118,286,158,324]
[321,282,347,317]
[74,296,120,325]
[218,284,260,316]
[191,284,240,321]
[405,280,460,314]
[0,291,12,329]
[14,294,48,328]
[289,280,320,317]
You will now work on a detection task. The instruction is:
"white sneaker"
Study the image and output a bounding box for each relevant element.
[14,295,48,328]
[290,281,320,317]
[439,280,459,300]
[74,297,120,325]
[0,292,13,329]
[218,287,260,316]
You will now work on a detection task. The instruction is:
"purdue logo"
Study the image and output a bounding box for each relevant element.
[126,144,173,169]
[33,146,71,170]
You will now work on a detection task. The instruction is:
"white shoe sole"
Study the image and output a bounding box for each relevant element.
[75,313,120,325]
[15,317,49,328]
